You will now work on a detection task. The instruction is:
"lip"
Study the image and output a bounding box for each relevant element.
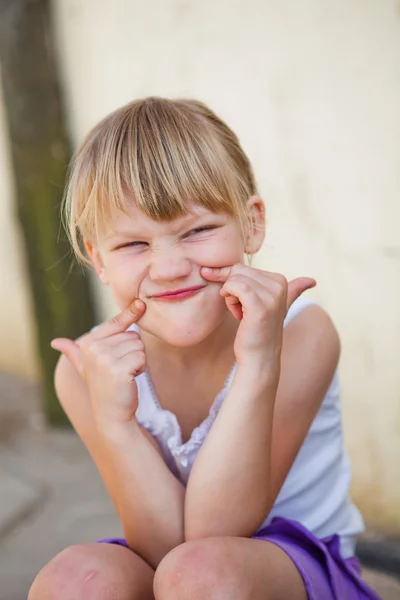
[151,285,206,301]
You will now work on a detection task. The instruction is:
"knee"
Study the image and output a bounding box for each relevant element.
[28,544,119,600]
[154,538,245,600]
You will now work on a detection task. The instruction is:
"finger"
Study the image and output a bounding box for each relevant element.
[239,269,288,288]
[116,352,147,381]
[202,264,286,287]
[200,266,232,282]
[286,278,316,311]
[220,276,266,320]
[110,338,145,360]
[224,294,243,320]
[220,275,277,300]
[99,330,141,348]
[50,338,83,376]
[92,299,146,340]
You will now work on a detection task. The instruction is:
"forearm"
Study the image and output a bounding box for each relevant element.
[97,421,185,568]
[185,366,277,540]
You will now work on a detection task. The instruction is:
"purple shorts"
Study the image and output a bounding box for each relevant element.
[98,517,382,600]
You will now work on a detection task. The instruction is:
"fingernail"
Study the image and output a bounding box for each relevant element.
[130,299,143,313]
[201,267,213,274]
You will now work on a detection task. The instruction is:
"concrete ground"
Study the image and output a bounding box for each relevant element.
[0,372,399,600]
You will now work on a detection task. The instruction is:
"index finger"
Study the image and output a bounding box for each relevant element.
[91,298,146,339]
[201,266,232,282]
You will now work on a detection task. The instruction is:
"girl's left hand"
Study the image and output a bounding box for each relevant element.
[201,264,316,377]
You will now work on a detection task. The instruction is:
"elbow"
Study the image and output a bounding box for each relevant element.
[184,522,207,542]
[184,518,259,543]
[184,510,219,541]
[184,522,255,543]
[125,527,185,570]
[183,511,199,541]
[184,499,272,542]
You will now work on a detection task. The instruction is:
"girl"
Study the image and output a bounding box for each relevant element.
[29,98,381,600]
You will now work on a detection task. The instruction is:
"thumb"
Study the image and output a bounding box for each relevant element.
[286,277,316,311]
[51,338,83,377]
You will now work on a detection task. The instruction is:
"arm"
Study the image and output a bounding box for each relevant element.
[185,360,275,539]
[52,300,186,569]
[185,267,338,540]
[55,354,185,568]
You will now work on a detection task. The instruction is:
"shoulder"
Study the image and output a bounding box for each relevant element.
[285,296,320,326]
[53,337,92,428]
[283,297,340,356]
[53,348,99,453]
[280,298,341,407]
[54,344,162,456]
[269,298,341,501]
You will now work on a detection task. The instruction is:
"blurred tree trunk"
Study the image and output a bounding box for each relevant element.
[0,0,96,424]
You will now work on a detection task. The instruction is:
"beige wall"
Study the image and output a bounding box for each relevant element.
[1,0,399,530]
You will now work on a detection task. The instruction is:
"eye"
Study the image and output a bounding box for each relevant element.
[186,226,217,237]
[115,241,148,250]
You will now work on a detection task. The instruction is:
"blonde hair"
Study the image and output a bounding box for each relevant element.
[64,97,258,262]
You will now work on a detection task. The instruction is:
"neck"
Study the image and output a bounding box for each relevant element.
[140,313,238,373]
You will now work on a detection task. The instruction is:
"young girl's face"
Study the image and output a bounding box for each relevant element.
[86,199,264,347]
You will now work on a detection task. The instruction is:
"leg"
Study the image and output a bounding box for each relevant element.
[154,537,307,600]
[28,543,155,600]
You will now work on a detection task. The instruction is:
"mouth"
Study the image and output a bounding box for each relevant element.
[150,285,206,301]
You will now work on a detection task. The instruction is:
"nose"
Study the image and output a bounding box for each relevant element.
[148,244,192,283]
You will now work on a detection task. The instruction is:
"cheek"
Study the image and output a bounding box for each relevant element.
[103,256,146,300]
[192,234,244,267]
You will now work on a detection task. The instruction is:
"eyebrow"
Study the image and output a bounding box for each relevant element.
[105,228,146,239]
[105,212,220,240]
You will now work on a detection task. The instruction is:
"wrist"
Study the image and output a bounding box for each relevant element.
[96,418,141,447]
[235,361,280,392]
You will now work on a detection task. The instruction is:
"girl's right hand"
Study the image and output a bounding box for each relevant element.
[50,299,146,432]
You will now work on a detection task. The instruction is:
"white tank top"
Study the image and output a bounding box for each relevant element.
[131,297,364,558]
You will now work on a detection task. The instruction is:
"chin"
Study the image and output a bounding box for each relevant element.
[140,313,224,348]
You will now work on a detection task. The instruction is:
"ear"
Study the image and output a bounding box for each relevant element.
[84,240,109,285]
[244,195,266,254]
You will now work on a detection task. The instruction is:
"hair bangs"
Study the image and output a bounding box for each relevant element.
[64,97,257,262]
[112,98,238,222]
